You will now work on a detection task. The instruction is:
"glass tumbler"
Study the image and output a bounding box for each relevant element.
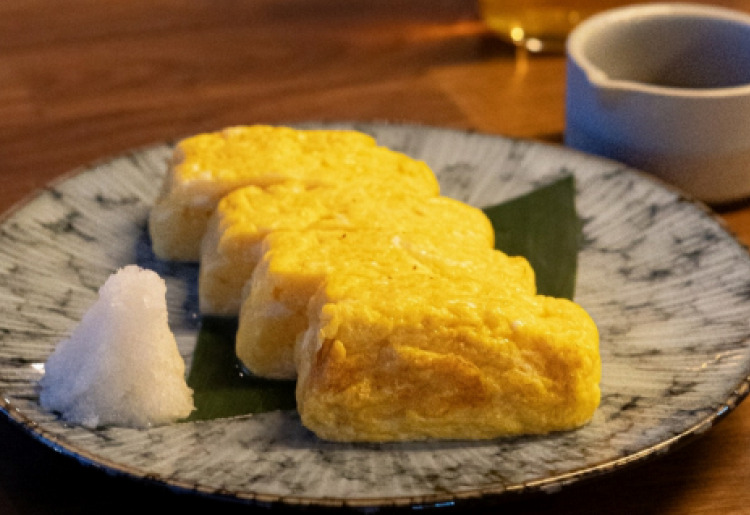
[478,0,630,53]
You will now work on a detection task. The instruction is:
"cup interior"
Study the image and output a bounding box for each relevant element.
[578,9,750,89]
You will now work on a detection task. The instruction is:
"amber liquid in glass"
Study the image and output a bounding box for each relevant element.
[479,0,593,52]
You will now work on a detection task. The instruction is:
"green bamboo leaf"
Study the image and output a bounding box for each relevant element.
[185,317,296,421]
[483,175,580,300]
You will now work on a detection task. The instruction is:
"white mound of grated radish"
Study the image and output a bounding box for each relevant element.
[39,265,195,428]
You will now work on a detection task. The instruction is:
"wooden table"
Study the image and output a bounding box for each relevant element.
[2,1,750,513]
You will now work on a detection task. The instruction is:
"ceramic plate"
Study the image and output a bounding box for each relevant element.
[2,122,750,511]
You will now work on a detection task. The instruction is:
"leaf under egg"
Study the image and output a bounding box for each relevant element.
[483,174,580,300]
[185,317,295,422]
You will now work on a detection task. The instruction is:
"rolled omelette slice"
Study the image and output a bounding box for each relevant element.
[199,181,495,315]
[148,125,439,261]
[296,272,601,442]
[236,230,534,379]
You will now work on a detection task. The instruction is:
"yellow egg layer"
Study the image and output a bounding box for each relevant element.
[199,182,494,315]
[296,272,601,442]
[236,230,534,379]
[148,125,439,261]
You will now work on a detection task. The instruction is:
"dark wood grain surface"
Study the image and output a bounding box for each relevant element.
[2,1,750,513]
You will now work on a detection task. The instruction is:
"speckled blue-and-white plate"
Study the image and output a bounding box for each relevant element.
[1,122,750,511]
